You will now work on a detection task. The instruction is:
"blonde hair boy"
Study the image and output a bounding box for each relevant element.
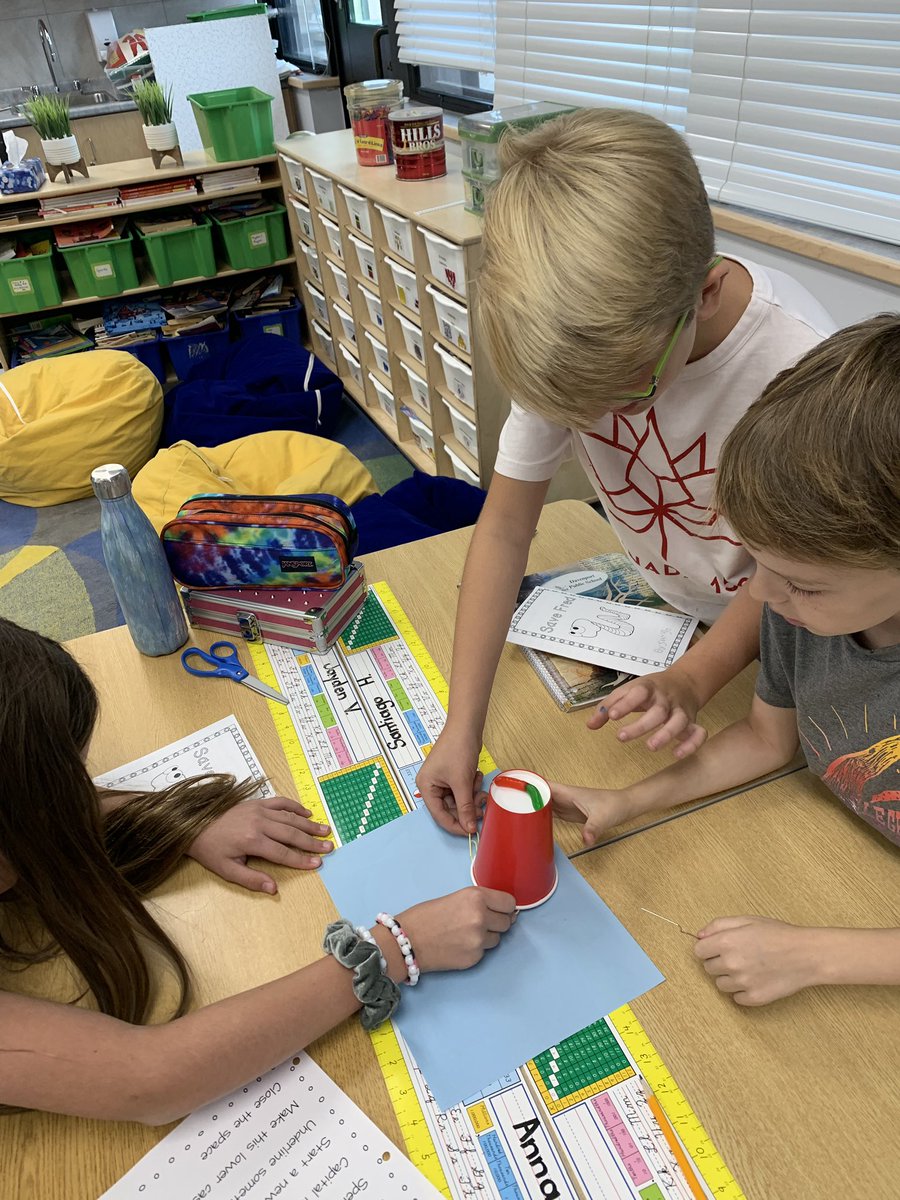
[480,108,715,425]
[417,105,835,840]
[552,316,900,1006]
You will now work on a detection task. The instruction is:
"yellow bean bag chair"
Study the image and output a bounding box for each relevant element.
[0,351,163,507]
[134,431,377,533]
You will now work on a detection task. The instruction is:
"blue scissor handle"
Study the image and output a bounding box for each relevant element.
[181,640,249,683]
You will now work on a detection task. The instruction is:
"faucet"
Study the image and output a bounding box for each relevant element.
[38,19,61,92]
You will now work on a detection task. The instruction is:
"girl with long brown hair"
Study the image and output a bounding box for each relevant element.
[0,617,515,1121]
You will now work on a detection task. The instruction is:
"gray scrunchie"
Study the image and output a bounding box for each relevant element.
[323,919,401,1031]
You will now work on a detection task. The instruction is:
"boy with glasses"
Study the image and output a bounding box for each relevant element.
[419,107,834,835]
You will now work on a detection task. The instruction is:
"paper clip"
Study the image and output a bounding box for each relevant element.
[641,907,698,939]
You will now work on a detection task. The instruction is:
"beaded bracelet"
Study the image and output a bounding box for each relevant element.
[376,912,420,986]
[322,919,400,1030]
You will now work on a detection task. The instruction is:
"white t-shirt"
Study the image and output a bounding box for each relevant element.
[494,257,836,623]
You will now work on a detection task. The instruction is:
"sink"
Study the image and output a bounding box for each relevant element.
[0,79,127,120]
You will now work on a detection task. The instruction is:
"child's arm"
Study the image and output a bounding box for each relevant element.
[552,692,799,845]
[588,586,763,756]
[0,887,515,1123]
[695,919,900,1005]
[416,473,551,835]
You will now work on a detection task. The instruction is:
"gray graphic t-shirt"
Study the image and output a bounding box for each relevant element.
[756,604,900,847]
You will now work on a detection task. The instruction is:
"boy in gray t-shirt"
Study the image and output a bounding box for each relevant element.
[549,316,900,1006]
[757,606,900,846]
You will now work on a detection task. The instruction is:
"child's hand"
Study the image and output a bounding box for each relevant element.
[187,796,334,894]
[416,728,485,835]
[550,782,633,846]
[587,669,706,757]
[694,916,828,1005]
[396,886,517,972]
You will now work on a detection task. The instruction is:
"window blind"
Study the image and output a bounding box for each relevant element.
[493,1,697,127]
[684,0,900,242]
[394,0,496,72]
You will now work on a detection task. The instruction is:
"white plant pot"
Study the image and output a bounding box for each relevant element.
[41,134,80,165]
[143,122,179,151]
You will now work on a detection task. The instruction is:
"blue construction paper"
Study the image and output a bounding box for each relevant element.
[320,806,663,1111]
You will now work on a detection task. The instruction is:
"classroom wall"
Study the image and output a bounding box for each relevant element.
[0,0,249,91]
[717,232,900,329]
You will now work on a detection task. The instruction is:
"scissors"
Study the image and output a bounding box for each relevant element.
[181,641,289,705]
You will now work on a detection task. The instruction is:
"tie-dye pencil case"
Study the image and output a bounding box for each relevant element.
[161,493,357,589]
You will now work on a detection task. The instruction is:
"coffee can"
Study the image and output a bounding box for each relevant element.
[388,106,447,181]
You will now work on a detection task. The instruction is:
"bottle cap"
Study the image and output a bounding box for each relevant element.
[91,463,131,500]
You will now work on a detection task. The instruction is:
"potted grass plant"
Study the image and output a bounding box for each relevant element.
[24,93,80,165]
[133,81,178,152]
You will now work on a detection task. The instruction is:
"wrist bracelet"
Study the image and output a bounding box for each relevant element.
[376,912,420,986]
[323,919,400,1030]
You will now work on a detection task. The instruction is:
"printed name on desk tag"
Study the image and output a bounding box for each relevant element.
[99,1053,444,1199]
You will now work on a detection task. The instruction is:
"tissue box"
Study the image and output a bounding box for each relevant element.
[0,158,47,195]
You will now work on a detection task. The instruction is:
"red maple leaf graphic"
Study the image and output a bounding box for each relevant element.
[583,410,741,560]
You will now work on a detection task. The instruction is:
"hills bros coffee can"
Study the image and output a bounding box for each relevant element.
[388,106,446,181]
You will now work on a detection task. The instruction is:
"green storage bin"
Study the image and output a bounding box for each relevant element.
[0,243,61,315]
[137,216,217,287]
[186,3,266,18]
[212,204,288,269]
[187,87,275,162]
[58,229,140,299]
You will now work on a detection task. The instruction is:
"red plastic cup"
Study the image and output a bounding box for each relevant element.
[471,769,558,909]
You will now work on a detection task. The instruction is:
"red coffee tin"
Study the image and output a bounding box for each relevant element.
[388,106,447,181]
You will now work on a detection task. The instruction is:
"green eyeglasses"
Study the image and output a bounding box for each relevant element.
[622,256,724,403]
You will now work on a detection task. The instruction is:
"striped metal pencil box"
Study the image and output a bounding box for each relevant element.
[180,562,367,654]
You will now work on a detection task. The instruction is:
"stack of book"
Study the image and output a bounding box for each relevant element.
[203,196,275,222]
[91,298,166,350]
[198,166,261,194]
[11,317,93,362]
[120,177,198,207]
[39,189,121,218]
[133,210,198,236]
[0,199,41,229]
[54,217,122,248]
[0,236,52,261]
[230,273,295,316]
[159,287,230,338]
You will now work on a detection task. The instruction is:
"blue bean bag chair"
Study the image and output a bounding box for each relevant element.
[160,333,343,448]
[351,471,486,555]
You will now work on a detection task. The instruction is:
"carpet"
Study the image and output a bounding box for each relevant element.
[0,398,413,643]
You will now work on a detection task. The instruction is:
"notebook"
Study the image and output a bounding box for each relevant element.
[514,553,669,710]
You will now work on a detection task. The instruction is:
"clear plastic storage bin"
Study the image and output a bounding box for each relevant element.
[318,212,344,260]
[369,372,397,422]
[303,280,328,324]
[339,342,363,388]
[326,258,351,303]
[384,256,419,312]
[426,284,470,354]
[434,341,475,407]
[348,233,378,284]
[375,204,414,262]
[332,301,356,344]
[307,168,337,215]
[363,329,391,378]
[394,310,425,364]
[441,396,478,456]
[289,197,315,242]
[339,185,372,237]
[421,229,466,296]
[398,359,430,413]
[357,283,384,330]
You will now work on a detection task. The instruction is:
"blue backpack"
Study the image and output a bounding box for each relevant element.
[160,333,343,448]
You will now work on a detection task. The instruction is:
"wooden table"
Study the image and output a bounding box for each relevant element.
[3,500,894,1199]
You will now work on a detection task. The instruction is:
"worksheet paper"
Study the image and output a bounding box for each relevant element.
[320,808,664,1112]
[508,586,699,676]
[99,1052,443,1199]
[93,716,274,797]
